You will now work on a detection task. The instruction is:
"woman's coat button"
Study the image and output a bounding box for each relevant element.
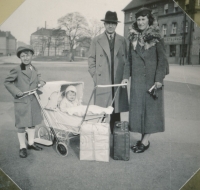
[99,74,101,76]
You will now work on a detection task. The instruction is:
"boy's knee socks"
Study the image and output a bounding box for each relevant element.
[17,133,26,149]
[27,128,35,145]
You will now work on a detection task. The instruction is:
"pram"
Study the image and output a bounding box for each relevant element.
[22,81,127,157]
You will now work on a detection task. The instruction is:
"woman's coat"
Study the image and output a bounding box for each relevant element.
[88,32,130,113]
[129,39,169,134]
[4,64,43,128]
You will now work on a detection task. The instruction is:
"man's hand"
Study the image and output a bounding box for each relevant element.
[38,81,46,88]
[121,79,128,88]
[16,91,24,97]
[155,82,162,89]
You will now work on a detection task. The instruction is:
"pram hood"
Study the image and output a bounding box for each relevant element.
[39,81,84,110]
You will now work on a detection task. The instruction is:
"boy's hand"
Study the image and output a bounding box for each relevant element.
[16,91,24,97]
[121,79,128,88]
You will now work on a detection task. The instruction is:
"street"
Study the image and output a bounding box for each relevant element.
[0,57,200,190]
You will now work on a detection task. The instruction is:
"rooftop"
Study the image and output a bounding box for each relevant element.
[122,0,163,11]
[0,30,16,39]
[31,28,66,36]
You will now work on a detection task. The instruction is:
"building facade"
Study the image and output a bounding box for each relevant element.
[30,28,69,56]
[123,0,200,65]
[175,0,200,26]
[0,31,16,56]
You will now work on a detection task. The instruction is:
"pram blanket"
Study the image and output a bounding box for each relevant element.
[62,105,113,116]
[80,123,110,162]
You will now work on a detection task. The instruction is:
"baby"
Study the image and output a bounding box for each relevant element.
[59,85,80,112]
[59,85,114,117]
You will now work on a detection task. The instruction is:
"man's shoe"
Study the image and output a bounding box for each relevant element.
[28,143,43,151]
[19,148,27,158]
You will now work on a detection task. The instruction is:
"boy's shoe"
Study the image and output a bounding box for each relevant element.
[19,148,27,158]
[27,143,43,151]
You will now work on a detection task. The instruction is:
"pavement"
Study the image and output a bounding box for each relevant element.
[0,57,200,190]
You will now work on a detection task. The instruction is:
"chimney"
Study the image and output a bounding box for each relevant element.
[37,27,39,31]
[45,21,46,29]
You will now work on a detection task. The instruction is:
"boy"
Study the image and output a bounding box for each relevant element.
[4,45,44,158]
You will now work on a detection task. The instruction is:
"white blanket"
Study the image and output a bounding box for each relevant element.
[62,105,114,117]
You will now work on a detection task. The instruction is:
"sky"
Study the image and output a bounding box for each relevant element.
[0,0,131,44]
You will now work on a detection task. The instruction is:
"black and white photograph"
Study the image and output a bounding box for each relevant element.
[0,0,200,189]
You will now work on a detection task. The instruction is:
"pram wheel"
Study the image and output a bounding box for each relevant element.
[38,126,52,140]
[56,142,68,157]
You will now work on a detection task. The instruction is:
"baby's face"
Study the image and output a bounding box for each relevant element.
[66,91,76,102]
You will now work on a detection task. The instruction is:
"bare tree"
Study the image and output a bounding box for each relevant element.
[76,19,104,49]
[87,19,104,39]
[51,29,65,56]
[58,12,89,58]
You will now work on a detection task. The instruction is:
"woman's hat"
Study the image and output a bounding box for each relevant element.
[135,7,152,18]
[16,45,34,58]
[65,85,77,94]
[101,11,120,23]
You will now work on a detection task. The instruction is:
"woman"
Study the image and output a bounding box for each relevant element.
[122,7,169,153]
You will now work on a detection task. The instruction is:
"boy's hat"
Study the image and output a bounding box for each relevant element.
[16,45,34,58]
[101,11,120,23]
[135,7,152,18]
[65,85,77,94]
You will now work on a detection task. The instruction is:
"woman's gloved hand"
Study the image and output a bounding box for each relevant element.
[155,82,162,89]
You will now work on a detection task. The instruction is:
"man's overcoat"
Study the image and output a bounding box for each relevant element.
[88,32,129,113]
[4,64,43,128]
[129,40,169,134]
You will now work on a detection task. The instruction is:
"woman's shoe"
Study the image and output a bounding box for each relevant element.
[134,142,150,153]
[131,141,141,151]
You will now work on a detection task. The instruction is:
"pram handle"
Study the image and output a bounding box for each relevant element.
[81,83,127,125]
[95,84,127,88]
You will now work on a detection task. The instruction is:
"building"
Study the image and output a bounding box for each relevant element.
[30,28,69,56]
[0,30,16,56]
[122,0,200,65]
[175,0,200,26]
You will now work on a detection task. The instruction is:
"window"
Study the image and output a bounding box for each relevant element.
[174,2,178,12]
[170,45,176,57]
[162,24,167,36]
[152,4,157,8]
[129,13,132,21]
[164,4,168,14]
[182,21,188,33]
[171,23,177,34]
[185,21,188,33]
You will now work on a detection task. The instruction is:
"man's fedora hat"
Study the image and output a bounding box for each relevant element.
[101,11,120,23]
[135,7,152,18]
[16,45,34,58]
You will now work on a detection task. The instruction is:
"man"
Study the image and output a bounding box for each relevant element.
[88,11,129,133]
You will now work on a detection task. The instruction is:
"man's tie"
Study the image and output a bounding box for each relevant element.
[110,35,113,41]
